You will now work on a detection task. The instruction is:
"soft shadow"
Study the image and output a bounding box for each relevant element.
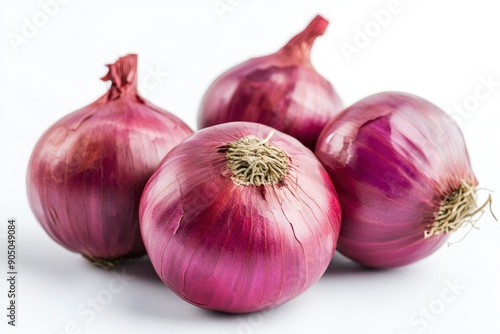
[203,300,290,320]
[120,256,163,284]
[206,310,241,319]
[105,256,202,321]
[200,298,292,328]
[323,252,388,277]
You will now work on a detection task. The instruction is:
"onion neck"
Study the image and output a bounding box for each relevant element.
[101,54,140,100]
[425,180,493,238]
[279,15,328,65]
[223,131,289,187]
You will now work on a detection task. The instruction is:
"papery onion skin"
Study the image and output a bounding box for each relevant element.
[198,15,343,150]
[27,54,193,265]
[139,122,341,313]
[315,92,477,268]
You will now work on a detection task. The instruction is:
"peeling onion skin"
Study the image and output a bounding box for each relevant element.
[198,15,343,150]
[315,92,477,268]
[27,54,193,264]
[139,122,341,313]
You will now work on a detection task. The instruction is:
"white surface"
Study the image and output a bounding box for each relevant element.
[1,0,499,333]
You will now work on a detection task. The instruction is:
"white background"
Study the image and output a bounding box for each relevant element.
[1,0,499,333]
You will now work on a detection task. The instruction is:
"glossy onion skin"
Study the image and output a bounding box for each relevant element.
[140,122,341,313]
[27,55,193,261]
[315,92,477,268]
[198,15,343,150]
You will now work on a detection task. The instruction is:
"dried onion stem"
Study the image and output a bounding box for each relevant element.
[225,131,289,186]
[425,180,496,238]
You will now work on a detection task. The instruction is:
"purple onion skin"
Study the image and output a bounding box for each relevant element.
[27,54,193,262]
[140,122,341,313]
[198,15,343,150]
[315,92,477,268]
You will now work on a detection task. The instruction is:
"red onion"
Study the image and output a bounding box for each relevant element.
[139,122,341,313]
[198,15,343,150]
[315,92,485,268]
[27,54,193,267]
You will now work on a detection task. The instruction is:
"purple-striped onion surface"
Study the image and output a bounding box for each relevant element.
[315,92,478,268]
[27,54,193,266]
[198,15,343,150]
[140,122,341,313]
